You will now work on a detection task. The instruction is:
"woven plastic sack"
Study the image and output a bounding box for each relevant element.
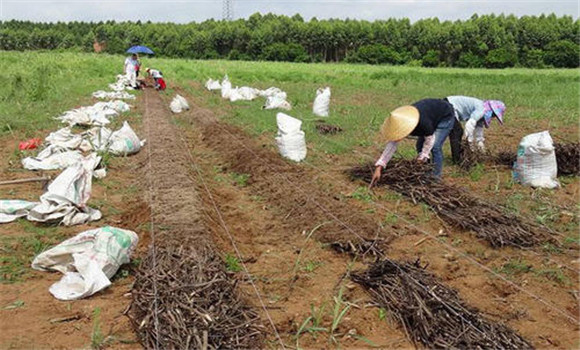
[313,87,331,117]
[205,79,222,90]
[170,94,190,113]
[32,226,138,300]
[513,131,559,189]
[275,113,307,162]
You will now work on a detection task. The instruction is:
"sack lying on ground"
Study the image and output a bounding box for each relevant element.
[275,113,307,162]
[221,75,232,99]
[170,94,190,113]
[32,226,138,300]
[45,127,92,152]
[22,145,84,171]
[108,121,145,155]
[313,87,331,117]
[205,79,222,90]
[258,87,285,98]
[109,74,134,92]
[263,95,292,110]
[229,86,259,102]
[513,130,560,189]
[27,154,102,225]
[0,200,39,223]
[92,90,136,100]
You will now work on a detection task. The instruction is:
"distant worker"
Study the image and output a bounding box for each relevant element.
[123,54,139,88]
[146,68,166,90]
[370,98,456,187]
[446,96,506,162]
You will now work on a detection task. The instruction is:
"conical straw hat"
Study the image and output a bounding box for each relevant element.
[380,105,420,142]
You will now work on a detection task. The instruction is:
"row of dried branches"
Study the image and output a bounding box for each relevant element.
[351,259,534,349]
[128,241,263,349]
[348,160,553,247]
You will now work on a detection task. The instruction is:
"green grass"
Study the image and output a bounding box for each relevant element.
[224,253,242,272]
[0,221,66,283]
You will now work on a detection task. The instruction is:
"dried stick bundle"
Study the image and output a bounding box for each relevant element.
[351,259,534,349]
[128,242,263,349]
[348,160,553,247]
[554,142,580,176]
[315,122,343,135]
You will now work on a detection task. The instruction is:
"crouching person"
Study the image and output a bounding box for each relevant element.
[145,67,166,90]
[370,98,456,188]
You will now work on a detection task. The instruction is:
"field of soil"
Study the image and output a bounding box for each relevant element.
[1,79,578,349]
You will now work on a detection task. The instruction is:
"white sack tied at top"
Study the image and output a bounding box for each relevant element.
[170,94,190,113]
[312,87,331,117]
[205,78,222,91]
[513,130,560,189]
[275,113,307,162]
[26,154,102,226]
[32,226,138,300]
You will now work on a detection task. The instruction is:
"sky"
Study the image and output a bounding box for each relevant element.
[0,0,578,23]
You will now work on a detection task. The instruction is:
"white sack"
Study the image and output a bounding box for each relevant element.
[170,94,190,113]
[221,76,232,99]
[263,95,291,111]
[275,113,307,162]
[313,87,331,117]
[258,87,286,98]
[92,90,135,100]
[22,146,84,171]
[108,121,145,155]
[229,86,259,102]
[0,200,39,223]
[513,131,560,189]
[45,127,91,152]
[27,154,102,226]
[31,226,138,300]
[205,79,222,91]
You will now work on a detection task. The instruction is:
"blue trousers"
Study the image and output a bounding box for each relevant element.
[416,115,455,178]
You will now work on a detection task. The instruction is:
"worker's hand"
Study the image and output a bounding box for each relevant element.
[416,156,428,163]
[369,166,382,189]
[476,140,486,152]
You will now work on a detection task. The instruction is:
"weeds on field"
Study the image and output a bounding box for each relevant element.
[378,307,387,321]
[3,300,24,310]
[535,268,570,286]
[230,172,250,187]
[496,258,532,276]
[224,253,242,272]
[91,307,104,349]
[349,186,373,202]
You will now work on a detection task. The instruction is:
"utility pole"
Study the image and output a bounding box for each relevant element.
[222,0,233,21]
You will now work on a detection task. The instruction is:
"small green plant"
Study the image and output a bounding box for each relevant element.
[535,268,570,286]
[497,258,532,276]
[349,186,373,202]
[542,243,562,254]
[91,307,104,349]
[230,172,250,187]
[225,253,242,272]
[469,163,485,181]
[329,286,352,344]
[383,213,398,225]
[377,307,387,321]
[302,260,322,273]
[3,300,24,310]
[452,238,463,247]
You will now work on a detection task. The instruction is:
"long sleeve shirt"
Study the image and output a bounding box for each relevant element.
[446,95,485,143]
[375,135,435,168]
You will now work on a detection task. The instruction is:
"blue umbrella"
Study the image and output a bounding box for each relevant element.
[127,45,154,54]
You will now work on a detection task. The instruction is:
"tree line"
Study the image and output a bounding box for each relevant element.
[0,13,578,68]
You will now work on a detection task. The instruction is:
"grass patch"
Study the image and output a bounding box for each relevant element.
[224,253,242,272]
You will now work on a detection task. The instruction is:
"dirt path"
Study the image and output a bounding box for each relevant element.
[173,89,579,349]
[127,89,262,349]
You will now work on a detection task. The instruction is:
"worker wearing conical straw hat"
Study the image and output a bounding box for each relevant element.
[370,98,456,188]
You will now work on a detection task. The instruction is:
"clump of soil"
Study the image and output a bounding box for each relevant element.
[316,122,343,135]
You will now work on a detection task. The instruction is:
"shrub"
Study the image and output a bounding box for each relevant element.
[456,52,484,68]
[485,48,518,68]
[544,40,579,68]
[345,44,402,65]
[261,43,309,62]
[422,50,440,67]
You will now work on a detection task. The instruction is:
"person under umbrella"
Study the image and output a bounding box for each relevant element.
[370,98,456,187]
[446,96,506,163]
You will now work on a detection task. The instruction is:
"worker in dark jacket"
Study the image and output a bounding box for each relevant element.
[370,98,455,187]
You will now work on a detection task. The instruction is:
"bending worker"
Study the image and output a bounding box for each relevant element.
[446,96,506,162]
[145,67,166,90]
[370,98,455,187]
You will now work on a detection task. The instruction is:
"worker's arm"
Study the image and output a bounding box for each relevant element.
[465,101,485,143]
[417,135,435,161]
[370,141,398,188]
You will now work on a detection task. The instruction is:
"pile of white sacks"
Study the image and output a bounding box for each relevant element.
[0,74,145,300]
[205,75,332,163]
